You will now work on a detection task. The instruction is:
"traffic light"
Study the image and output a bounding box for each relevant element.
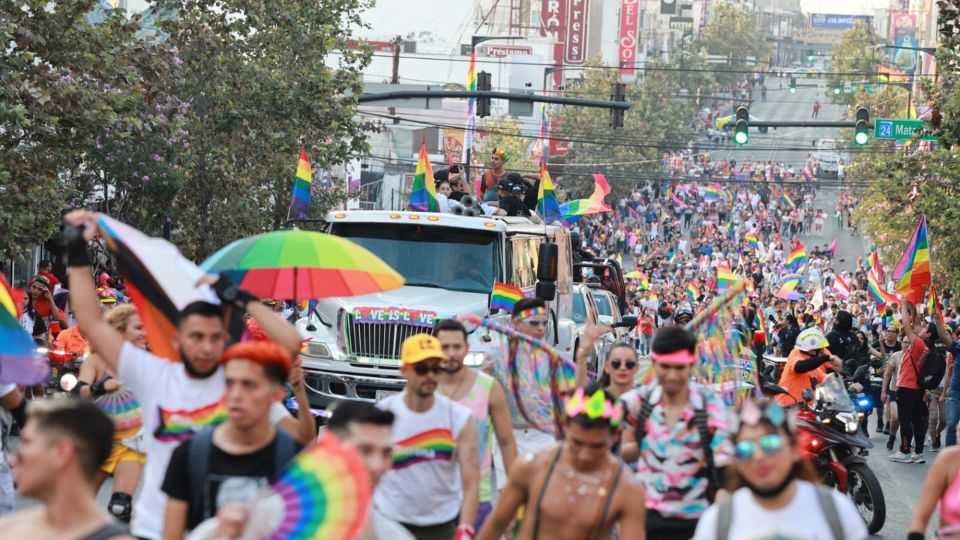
[610,82,626,129]
[854,106,870,145]
[476,71,492,117]
[734,106,749,145]
[833,86,841,96]
[789,77,797,94]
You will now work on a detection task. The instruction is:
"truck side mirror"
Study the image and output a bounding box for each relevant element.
[537,243,558,282]
[613,316,638,328]
[536,281,556,301]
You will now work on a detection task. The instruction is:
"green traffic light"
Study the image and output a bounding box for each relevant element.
[734,131,748,145]
[833,88,841,95]
[789,88,797,94]
[855,131,869,145]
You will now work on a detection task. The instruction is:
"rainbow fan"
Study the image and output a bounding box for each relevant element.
[259,431,371,540]
[94,389,143,432]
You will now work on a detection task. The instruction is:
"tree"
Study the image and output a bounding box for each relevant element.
[150,0,374,260]
[554,54,718,200]
[928,0,960,148]
[475,116,540,178]
[827,21,886,107]
[0,1,161,257]
[700,3,772,90]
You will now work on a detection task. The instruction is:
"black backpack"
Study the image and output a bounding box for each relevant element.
[914,342,946,390]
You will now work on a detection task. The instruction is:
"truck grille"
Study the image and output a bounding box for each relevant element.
[343,316,433,361]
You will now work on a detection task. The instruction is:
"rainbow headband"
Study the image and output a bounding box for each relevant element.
[514,306,546,320]
[650,350,696,365]
[492,148,510,162]
[564,388,623,427]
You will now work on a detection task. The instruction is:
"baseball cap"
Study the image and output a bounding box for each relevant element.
[400,334,447,365]
[497,179,513,191]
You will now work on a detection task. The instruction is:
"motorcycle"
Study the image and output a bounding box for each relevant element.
[38,348,85,397]
[795,373,886,534]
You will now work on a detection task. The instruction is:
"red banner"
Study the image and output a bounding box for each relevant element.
[542,0,568,87]
[565,0,590,64]
[618,0,640,76]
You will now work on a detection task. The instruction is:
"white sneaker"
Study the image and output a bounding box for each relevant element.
[912,453,926,464]
[888,451,912,463]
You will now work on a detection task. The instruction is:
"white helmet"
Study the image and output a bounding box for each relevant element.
[795,327,829,352]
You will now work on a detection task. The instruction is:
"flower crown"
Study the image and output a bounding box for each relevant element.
[564,388,623,427]
[734,398,794,432]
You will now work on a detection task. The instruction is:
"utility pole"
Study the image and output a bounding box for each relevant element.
[389,35,402,123]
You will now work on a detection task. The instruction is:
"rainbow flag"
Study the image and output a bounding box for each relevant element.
[786,244,807,273]
[409,138,439,212]
[461,49,477,164]
[745,232,760,251]
[774,277,803,301]
[867,269,898,307]
[558,174,612,225]
[537,163,561,223]
[929,283,944,321]
[704,183,721,202]
[802,163,814,181]
[490,282,524,313]
[892,215,931,304]
[648,291,659,302]
[726,222,736,241]
[780,193,796,209]
[756,310,767,343]
[716,264,740,293]
[290,148,313,219]
[686,282,700,303]
[828,239,838,257]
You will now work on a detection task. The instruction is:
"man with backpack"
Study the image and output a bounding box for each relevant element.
[621,326,733,539]
[890,300,945,464]
[160,342,303,538]
[692,398,867,540]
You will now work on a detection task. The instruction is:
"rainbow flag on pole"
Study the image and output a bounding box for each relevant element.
[892,215,931,304]
[409,138,439,212]
[490,282,524,312]
[868,251,885,283]
[461,49,477,164]
[716,264,740,293]
[745,232,760,251]
[867,269,898,307]
[686,282,700,303]
[929,283,944,321]
[558,174,612,225]
[290,148,313,218]
[704,183,721,202]
[537,163,561,223]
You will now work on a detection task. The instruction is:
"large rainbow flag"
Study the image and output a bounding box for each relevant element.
[409,138,439,212]
[289,148,313,219]
[892,215,931,304]
[558,173,612,225]
[537,163,561,224]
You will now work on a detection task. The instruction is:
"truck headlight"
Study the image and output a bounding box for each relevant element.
[302,342,332,359]
[464,353,486,367]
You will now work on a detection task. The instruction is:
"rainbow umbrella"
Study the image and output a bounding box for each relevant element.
[201,229,404,300]
[624,270,644,279]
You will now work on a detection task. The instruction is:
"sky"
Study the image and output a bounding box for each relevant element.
[355,0,479,53]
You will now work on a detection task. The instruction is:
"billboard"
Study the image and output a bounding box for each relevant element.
[564,0,589,64]
[618,0,640,76]
[890,13,918,74]
[809,13,873,30]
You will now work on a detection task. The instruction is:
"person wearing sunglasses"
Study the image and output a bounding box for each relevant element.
[373,333,480,540]
[693,398,867,540]
[602,343,641,398]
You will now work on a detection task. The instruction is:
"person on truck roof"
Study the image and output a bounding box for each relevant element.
[480,149,509,203]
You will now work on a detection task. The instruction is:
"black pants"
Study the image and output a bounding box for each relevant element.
[897,387,928,453]
[646,511,699,540]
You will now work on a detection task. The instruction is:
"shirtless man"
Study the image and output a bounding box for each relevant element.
[477,383,646,540]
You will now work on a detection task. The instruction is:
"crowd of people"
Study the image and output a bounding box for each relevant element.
[0,152,958,540]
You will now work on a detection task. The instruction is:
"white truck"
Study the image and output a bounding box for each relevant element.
[295,210,584,408]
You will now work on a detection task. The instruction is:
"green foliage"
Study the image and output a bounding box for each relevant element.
[554,55,718,201]
[154,0,373,260]
[476,116,539,177]
[827,22,886,107]
[700,3,772,89]
[930,0,960,147]
[0,1,157,257]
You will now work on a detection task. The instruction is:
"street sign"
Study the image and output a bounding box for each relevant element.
[874,119,937,141]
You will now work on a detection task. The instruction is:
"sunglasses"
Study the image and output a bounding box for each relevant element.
[734,434,785,461]
[521,319,548,327]
[413,364,445,375]
[609,360,637,370]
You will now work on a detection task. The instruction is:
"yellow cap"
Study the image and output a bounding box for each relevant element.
[400,334,447,365]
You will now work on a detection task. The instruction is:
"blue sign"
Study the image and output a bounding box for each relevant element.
[809,13,873,30]
[877,121,893,138]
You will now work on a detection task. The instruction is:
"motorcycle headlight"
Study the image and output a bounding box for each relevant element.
[302,342,333,359]
[836,411,859,434]
[464,352,486,367]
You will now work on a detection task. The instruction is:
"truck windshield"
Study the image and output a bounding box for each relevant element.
[572,290,587,324]
[331,223,500,294]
